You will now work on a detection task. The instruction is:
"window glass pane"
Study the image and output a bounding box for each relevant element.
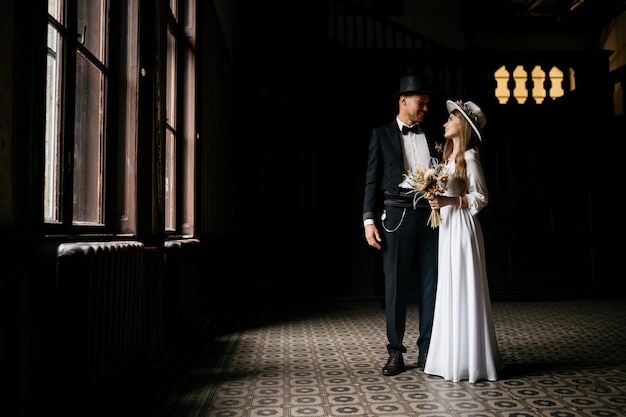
[494,65,509,105]
[44,23,63,223]
[180,0,196,236]
[569,68,576,91]
[549,67,565,99]
[165,28,177,231]
[77,0,105,62]
[48,0,63,23]
[166,30,177,130]
[165,130,176,231]
[118,1,140,234]
[73,52,104,224]
[513,65,528,104]
[532,65,546,104]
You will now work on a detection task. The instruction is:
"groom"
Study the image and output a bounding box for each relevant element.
[362,74,440,375]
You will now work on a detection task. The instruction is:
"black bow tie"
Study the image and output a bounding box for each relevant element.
[402,125,421,135]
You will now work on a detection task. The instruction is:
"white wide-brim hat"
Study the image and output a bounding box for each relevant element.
[446,100,487,141]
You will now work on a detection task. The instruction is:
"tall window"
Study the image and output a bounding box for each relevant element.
[44,0,195,237]
[45,0,109,228]
[165,0,196,236]
[165,16,178,231]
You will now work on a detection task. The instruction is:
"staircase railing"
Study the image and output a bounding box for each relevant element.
[327,0,447,50]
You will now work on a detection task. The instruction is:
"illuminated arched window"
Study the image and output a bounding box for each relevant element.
[495,65,509,104]
[493,65,572,104]
[513,65,528,104]
[549,67,564,100]
[569,68,576,91]
[532,66,546,104]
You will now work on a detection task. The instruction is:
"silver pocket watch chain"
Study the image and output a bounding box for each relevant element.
[381,208,406,233]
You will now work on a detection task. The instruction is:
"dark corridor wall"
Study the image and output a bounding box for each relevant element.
[229,42,624,301]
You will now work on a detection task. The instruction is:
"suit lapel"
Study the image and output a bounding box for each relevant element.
[384,122,403,160]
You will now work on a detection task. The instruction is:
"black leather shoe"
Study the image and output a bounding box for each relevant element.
[382,351,404,376]
[416,353,428,369]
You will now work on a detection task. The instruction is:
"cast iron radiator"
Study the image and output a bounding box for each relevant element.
[55,241,151,393]
[163,238,204,337]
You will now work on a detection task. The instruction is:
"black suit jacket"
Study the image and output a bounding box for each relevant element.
[362,120,441,223]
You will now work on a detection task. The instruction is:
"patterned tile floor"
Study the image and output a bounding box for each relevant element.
[156,298,626,417]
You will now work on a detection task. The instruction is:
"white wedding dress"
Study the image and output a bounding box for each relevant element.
[423,149,504,383]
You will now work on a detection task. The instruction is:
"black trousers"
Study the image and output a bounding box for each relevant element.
[381,204,438,355]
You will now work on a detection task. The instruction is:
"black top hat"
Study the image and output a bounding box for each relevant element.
[394,74,436,99]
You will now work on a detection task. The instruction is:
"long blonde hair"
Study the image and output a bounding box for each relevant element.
[442,110,480,192]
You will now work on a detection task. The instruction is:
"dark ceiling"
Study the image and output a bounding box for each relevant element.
[463,0,626,34]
